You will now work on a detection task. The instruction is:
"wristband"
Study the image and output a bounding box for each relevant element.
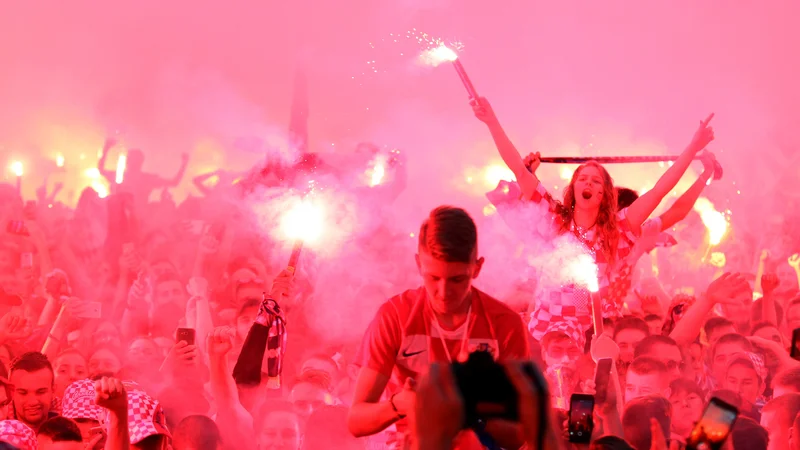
[389,393,406,418]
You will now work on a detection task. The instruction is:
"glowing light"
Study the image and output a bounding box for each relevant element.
[10,161,23,177]
[56,154,65,168]
[419,43,458,66]
[84,168,109,198]
[482,164,514,188]
[115,154,127,184]
[368,154,387,187]
[280,199,325,245]
[709,252,726,268]
[559,166,574,181]
[567,253,599,293]
[693,197,728,246]
[483,204,497,216]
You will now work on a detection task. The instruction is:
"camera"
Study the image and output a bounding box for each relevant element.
[450,350,546,428]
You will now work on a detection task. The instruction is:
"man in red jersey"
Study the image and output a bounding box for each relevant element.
[347,206,530,450]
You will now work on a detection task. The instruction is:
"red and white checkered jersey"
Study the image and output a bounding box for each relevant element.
[0,420,37,450]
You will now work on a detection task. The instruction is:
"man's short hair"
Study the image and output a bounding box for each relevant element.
[762,393,800,427]
[590,435,635,450]
[172,415,221,450]
[730,416,768,450]
[613,317,650,340]
[633,335,678,359]
[643,314,662,323]
[10,352,53,377]
[616,188,640,210]
[712,333,753,358]
[418,206,478,263]
[773,366,800,393]
[629,356,667,375]
[621,395,671,450]
[704,317,734,339]
[37,416,83,443]
[750,321,779,336]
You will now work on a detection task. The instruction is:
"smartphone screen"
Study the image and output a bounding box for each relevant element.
[792,328,800,360]
[176,328,196,346]
[594,358,613,405]
[686,397,738,450]
[568,394,594,444]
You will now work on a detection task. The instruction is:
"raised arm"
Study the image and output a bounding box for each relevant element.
[97,138,118,183]
[471,97,541,200]
[658,151,716,230]
[627,114,715,233]
[159,153,190,188]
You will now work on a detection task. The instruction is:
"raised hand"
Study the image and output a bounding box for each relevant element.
[705,272,750,305]
[689,113,715,153]
[470,97,499,126]
[523,152,542,174]
[206,326,235,357]
[789,254,800,269]
[698,150,718,176]
[269,269,296,303]
[94,376,127,415]
[0,313,31,342]
[761,273,780,296]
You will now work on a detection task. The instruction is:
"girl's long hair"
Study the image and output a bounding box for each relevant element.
[554,161,620,265]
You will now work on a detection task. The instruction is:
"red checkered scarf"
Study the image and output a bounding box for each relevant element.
[61,379,104,422]
[0,420,37,450]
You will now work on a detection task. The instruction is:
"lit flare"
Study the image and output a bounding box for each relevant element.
[693,197,728,246]
[419,43,458,66]
[115,154,127,184]
[10,161,23,177]
[280,199,325,245]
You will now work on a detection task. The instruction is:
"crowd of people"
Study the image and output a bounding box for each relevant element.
[1,95,799,450]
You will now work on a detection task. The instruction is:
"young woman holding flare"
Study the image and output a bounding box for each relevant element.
[471,97,716,340]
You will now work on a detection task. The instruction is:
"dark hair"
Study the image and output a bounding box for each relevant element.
[255,400,299,433]
[590,435,635,450]
[134,434,169,450]
[703,317,734,339]
[643,314,662,322]
[613,317,650,340]
[172,415,221,450]
[774,366,800,393]
[750,321,780,336]
[10,351,53,377]
[37,416,83,442]
[633,335,679,359]
[712,333,753,358]
[418,206,478,263]
[616,187,640,210]
[730,416,768,450]
[621,395,671,450]
[629,356,667,376]
[669,378,703,399]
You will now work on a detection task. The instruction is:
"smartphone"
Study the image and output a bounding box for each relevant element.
[686,397,739,450]
[791,328,800,360]
[20,253,33,269]
[594,358,613,405]
[6,220,29,236]
[568,393,595,444]
[176,328,196,346]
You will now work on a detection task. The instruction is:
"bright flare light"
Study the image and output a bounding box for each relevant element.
[419,43,458,66]
[280,200,325,245]
[115,154,127,184]
[482,164,514,188]
[559,166,574,181]
[10,161,23,177]
[368,154,387,187]
[56,154,65,168]
[693,197,728,246]
[567,253,600,293]
[84,168,109,198]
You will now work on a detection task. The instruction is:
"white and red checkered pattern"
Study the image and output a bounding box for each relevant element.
[61,379,104,422]
[108,389,170,444]
[0,420,37,450]
[542,318,586,350]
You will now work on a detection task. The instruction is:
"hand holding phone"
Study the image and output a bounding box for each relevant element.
[176,328,196,346]
[568,394,595,444]
[686,397,738,450]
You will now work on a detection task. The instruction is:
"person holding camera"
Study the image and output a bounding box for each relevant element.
[347,206,531,450]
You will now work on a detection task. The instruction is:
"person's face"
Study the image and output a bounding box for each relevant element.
[10,368,54,426]
[689,343,704,374]
[721,293,752,325]
[259,411,301,450]
[93,322,121,348]
[723,364,761,406]
[625,371,667,404]
[301,358,338,381]
[236,305,258,341]
[646,320,662,337]
[290,382,328,419]
[712,343,748,381]
[708,326,737,349]
[54,353,88,396]
[761,411,788,450]
[754,326,784,368]
[572,165,605,210]
[415,250,483,316]
[88,349,122,377]
[154,280,187,307]
[669,390,704,436]
[542,337,581,368]
[128,339,161,367]
[149,261,176,279]
[643,343,684,382]
[74,418,104,449]
[777,264,800,291]
[614,329,647,363]
[237,286,263,305]
[0,385,10,420]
